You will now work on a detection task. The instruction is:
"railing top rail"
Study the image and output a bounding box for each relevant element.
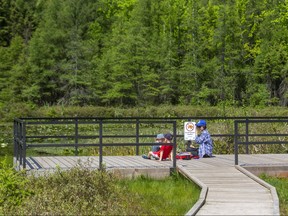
[22,120,178,125]
[14,118,25,123]
[15,116,288,122]
[235,119,288,123]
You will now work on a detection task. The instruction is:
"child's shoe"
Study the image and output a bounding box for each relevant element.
[142,155,150,159]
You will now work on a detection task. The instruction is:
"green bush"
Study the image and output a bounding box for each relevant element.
[5,166,146,215]
[0,159,32,213]
[2,164,200,215]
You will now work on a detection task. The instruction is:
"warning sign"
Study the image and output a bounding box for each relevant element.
[184,122,196,140]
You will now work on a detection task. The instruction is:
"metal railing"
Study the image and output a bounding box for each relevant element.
[14,116,288,170]
[234,119,288,165]
[14,117,178,170]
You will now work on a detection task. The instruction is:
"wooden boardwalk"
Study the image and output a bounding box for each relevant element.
[20,154,288,215]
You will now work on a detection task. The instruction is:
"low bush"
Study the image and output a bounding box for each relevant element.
[3,165,199,215]
[4,166,145,215]
[0,159,32,213]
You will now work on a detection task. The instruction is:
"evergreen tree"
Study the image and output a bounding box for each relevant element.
[27,0,99,105]
[0,0,10,46]
[1,0,288,107]
[0,36,25,105]
[254,0,288,106]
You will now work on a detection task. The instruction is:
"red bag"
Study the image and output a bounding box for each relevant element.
[176,152,200,160]
[176,152,192,160]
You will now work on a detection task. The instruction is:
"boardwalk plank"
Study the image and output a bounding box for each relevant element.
[207,191,272,201]
[208,187,268,193]
[33,157,53,169]
[26,157,40,169]
[53,157,72,168]
[197,202,274,215]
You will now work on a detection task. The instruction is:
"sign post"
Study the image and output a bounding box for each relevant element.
[184,122,196,141]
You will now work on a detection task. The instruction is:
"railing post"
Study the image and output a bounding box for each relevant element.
[187,118,192,150]
[99,119,103,169]
[19,121,23,167]
[136,118,140,155]
[245,118,249,154]
[172,121,177,171]
[75,118,79,156]
[234,121,239,165]
[13,120,18,167]
[22,121,27,169]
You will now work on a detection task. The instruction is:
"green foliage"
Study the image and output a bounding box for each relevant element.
[2,165,198,215]
[2,104,288,121]
[0,36,25,105]
[0,0,10,47]
[0,159,32,212]
[117,172,200,215]
[259,174,288,216]
[1,166,128,215]
[15,167,141,215]
[1,0,288,107]
[246,84,270,107]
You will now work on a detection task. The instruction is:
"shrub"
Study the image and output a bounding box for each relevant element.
[0,158,32,213]
[5,165,146,215]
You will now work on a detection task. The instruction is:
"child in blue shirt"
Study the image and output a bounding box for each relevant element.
[195,120,213,158]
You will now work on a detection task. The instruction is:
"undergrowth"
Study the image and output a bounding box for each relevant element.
[1,161,199,215]
[117,172,200,215]
[0,158,32,213]
[1,104,288,122]
[259,174,288,216]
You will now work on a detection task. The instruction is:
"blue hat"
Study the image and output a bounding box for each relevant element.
[196,120,207,127]
[156,134,165,139]
[164,133,173,141]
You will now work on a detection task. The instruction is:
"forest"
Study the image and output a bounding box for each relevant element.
[1,0,288,108]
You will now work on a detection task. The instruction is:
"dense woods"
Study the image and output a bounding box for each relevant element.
[1,0,288,107]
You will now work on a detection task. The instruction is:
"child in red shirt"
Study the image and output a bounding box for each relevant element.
[142,133,173,161]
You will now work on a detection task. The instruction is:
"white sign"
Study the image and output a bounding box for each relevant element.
[184,122,196,140]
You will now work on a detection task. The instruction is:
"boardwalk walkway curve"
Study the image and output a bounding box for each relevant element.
[178,162,280,215]
[176,154,286,215]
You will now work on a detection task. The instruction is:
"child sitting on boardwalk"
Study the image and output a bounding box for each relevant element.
[195,119,213,158]
[151,133,165,152]
[142,133,173,161]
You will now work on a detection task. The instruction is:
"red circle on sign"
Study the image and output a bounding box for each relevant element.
[186,123,194,131]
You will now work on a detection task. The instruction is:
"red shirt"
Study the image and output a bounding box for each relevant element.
[155,145,173,160]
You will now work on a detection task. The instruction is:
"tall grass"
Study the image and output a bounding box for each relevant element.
[259,174,288,215]
[117,173,200,215]
[2,104,288,122]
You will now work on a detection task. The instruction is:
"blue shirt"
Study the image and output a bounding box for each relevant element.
[195,129,213,158]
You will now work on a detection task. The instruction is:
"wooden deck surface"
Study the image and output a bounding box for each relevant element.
[21,154,288,215]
